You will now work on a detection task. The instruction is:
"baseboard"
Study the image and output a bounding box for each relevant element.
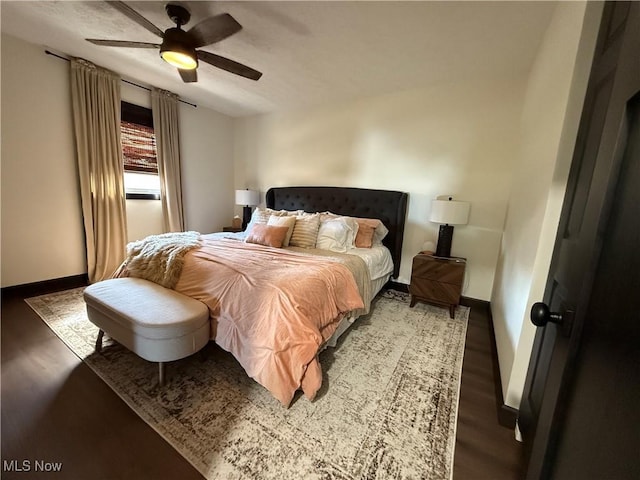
[460,296,487,309]
[499,404,519,429]
[485,303,519,429]
[1,274,89,300]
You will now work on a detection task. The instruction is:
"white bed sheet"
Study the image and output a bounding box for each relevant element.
[345,245,394,281]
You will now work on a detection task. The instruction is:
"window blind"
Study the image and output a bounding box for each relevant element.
[121,121,158,173]
[121,101,158,174]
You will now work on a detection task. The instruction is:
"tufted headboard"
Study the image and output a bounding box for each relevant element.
[266,186,408,278]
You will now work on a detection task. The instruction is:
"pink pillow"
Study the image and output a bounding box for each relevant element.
[354,219,378,248]
[245,224,289,248]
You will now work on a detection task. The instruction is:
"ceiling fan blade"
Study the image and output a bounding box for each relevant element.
[105,1,164,38]
[187,13,242,48]
[178,68,198,83]
[87,39,160,48]
[197,50,262,81]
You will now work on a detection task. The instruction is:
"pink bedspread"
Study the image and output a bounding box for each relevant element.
[173,237,364,406]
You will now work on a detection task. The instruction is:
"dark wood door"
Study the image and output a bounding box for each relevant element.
[519,2,640,479]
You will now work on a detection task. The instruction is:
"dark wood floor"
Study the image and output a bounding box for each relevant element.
[1,285,522,479]
[455,298,524,479]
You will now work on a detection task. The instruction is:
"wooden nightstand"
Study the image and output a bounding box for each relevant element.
[409,254,466,318]
[223,226,243,233]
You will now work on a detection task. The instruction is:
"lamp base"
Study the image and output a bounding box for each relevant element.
[435,224,454,258]
[242,206,252,231]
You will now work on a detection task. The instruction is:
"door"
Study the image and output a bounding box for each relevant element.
[519,2,640,479]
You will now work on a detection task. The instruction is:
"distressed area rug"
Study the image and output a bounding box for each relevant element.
[26,289,468,480]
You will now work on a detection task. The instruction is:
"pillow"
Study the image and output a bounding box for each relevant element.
[289,213,320,248]
[317,213,359,247]
[372,220,389,246]
[245,207,271,234]
[267,215,296,246]
[265,208,303,217]
[349,217,389,246]
[319,211,340,224]
[245,224,289,248]
[354,219,377,248]
[315,217,357,252]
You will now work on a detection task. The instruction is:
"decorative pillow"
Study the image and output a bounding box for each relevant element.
[268,208,297,217]
[354,219,377,248]
[267,215,296,246]
[372,220,389,246]
[315,217,357,252]
[290,213,321,248]
[282,209,303,216]
[348,216,389,246]
[245,224,289,248]
[319,211,339,224]
[245,207,271,234]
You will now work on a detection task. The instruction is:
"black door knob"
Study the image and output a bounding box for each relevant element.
[530,302,564,327]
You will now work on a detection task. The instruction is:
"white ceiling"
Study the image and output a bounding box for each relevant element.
[0,1,557,117]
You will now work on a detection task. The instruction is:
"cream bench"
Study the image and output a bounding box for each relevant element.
[83,277,210,386]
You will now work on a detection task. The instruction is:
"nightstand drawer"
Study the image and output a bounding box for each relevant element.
[409,278,461,305]
[411,256,464,285]
[409,253,466,318]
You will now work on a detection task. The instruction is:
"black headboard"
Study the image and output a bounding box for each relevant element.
[266,186,408,278]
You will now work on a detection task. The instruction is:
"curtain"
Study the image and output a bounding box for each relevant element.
[70,58,127,283]
[151,88,185,232]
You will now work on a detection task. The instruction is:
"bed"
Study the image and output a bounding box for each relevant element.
[121,186,407,406]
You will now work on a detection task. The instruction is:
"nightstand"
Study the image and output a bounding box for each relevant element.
[409,254,466,318]
[223,226,243,233]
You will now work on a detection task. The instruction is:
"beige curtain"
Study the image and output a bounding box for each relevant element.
[70,58,127,283]
[151,88,185,232]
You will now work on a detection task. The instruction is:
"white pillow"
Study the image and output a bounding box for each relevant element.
[245,207,270,234]
[267,215,296,246]
[268,208,302,217]
[315,217,357,252]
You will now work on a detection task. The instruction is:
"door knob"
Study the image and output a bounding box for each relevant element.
[530,302,564,327]
[530,302,574,337]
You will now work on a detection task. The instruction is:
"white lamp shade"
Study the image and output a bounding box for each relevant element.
[430,199,470,225]
[235,189,260,206]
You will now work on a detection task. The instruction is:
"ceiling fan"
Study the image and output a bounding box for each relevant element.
[86,1,262,83]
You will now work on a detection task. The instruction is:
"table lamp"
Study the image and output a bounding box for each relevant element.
[430,196,470,257]
[235,189,260,230]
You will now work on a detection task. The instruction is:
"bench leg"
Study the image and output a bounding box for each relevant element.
[158,362,165,387]
[95,329,104,353]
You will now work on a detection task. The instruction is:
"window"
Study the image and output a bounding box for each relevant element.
[121,102,161,200]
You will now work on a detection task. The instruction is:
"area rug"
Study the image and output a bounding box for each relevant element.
[26,288,468,480]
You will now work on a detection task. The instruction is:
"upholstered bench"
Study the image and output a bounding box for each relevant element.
[83,277,210,386]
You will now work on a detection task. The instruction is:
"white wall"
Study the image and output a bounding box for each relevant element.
[1,33,86,286]
[234,75,526,300]
[490,1,603,408]
[0,33,235,287]
[180,99,235,234]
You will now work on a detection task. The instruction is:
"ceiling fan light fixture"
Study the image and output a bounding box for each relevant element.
[160,27,198,70]
[87,3,260,82]
[161,49,197,69]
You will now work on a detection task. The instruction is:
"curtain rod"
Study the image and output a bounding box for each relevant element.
[45,50,197,108]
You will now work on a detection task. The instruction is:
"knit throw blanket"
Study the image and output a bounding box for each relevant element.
[122,231,201,289]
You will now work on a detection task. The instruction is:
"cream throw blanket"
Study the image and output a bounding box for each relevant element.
[121,231,201,289]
